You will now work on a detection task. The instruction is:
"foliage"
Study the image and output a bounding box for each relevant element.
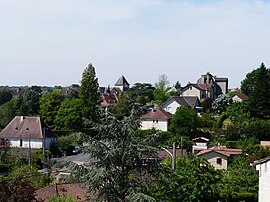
[54,98,82,130]
[17,88,41,115]
[169,107,199,139]
[0,88,12,105]
[39,91,63,128]
[0,99,18,129]
[109,93,133,118]
[51,133,81,156]
[133,129,175,147]
[128,83,155,105]
[154,74,169,91]
[242,118,270,140]
[174,81,181,89]
[48,193,75,202]
[0,175,36,202]
[153,89,169,106]
[79,63,99,122]
[9,165,52,188]
[75,107,158,202]
[148,156,222,202]
[219,156,258,201]
[212,94,232,114]
[226,102,249,125]
[241,63,270,119]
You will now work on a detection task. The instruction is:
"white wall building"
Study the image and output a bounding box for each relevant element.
[141,108,172,132]
[163,96,200,114]
[0,116,56,149]
[254,157,270,202]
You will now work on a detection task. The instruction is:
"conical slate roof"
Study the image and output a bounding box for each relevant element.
[114,76,129,86]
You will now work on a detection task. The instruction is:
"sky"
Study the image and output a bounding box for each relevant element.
[1,0,270,88]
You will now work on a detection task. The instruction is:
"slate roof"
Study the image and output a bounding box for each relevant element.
[0,116,56,139]
[115,76,129,86]
[197,147,242,157]
[163,96,199,109]
[253,156,270,166]
[141,108,172,120]
[35,183,89,201]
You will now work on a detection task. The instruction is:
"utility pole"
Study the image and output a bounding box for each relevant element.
[172,142,176,170]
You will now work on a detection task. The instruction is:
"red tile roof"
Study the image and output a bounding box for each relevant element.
[197,147,242,157]
[35,183,89,202]
[141,108,172,120]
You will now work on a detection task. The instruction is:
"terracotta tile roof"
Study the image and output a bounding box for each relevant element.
[0,116,56,139]
[35,183,89,201]
[141,108,172,120]
[197,147,242,157]
[100,94,117,107]
[233,93,248,101]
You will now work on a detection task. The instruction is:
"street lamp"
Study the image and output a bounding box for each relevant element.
[162,142,176,170]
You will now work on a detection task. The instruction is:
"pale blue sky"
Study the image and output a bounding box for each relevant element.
[1,0,270,88]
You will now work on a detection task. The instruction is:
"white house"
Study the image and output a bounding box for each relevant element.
[192,137,209,154]
[0,116,56,149]
[232,93,248,102]
[141,108,172,131]
[253,157,270,202]
[163,96,201,114]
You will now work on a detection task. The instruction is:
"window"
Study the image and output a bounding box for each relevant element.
[20,139,23,147]
[217,158,222,165]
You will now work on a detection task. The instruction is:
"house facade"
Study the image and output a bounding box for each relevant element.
[253,157,270,202]
[163,96,200,114]
[232,93,248,102]
[182,72,228,100]
[197,147,242,170]
[141,108,172,131]
[0,116,56,149]
[192,137,209,154]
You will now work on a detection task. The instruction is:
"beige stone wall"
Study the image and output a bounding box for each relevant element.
[200,152,228,170]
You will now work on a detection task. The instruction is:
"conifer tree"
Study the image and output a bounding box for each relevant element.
[79,63,99,122]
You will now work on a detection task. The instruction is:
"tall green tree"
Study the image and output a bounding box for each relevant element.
[0,99,19,129]
[17,88,41,116]
[79,63,99,122]
[39,92,63,128]
[241,63,270,119]
[148,156,222,202]
[128,83,155,105]
[54,98,82,130]
[169,106,199,139]
[75,107,157,202]
[0,88,12,105]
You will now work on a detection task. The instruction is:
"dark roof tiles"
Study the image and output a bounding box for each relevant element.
[142,108,172,120]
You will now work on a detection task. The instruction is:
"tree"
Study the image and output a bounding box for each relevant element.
[17,88,41,115]
[79,63,99,122]
[174,81,181,90]
[169,107,199,139]
[0,99,19,129]
[128,83,155,105]
[241,63,270,119]
[148,156,222,201]
[54,98,82,130]
[109,93,133,118]
[212,94,232,114]
[39,92,63,128]
[75,107,158,202]
[154,74,169,91]
[219,156,258,201]
[0,88,12,105]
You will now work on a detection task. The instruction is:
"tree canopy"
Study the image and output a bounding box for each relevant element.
[79,63,99,122]
[241,63,270,119]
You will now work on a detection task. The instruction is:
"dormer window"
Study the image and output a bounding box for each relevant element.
[15,127,18,131]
